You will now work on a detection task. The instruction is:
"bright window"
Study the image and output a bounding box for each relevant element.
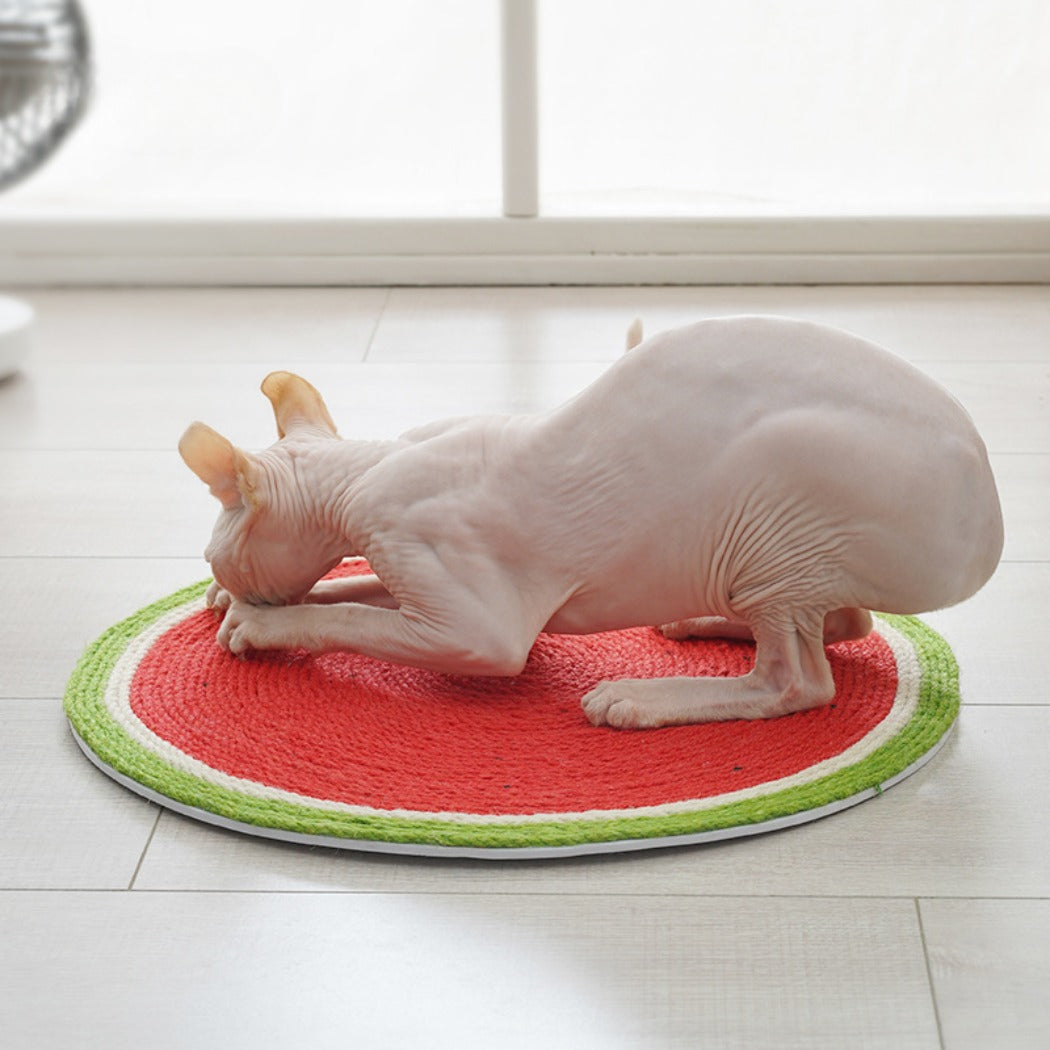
[4,0,1049,221]
[539,0,1050,216]
[2,0,1048,290]
[2,0,501,217]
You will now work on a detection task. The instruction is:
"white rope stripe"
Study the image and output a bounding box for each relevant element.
[102,598,921,826]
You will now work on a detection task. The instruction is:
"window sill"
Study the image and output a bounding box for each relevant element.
[2,214,1048,285]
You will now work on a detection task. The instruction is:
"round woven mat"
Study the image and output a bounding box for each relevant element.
[65,564,959,859]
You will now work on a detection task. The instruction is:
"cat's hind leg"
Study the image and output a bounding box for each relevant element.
[584,610,836,728]
[660,607,872,645]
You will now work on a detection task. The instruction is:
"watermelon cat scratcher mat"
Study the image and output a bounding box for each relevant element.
[64,563,960,860]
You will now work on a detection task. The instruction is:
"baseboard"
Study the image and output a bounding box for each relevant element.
[2,215,1048,285]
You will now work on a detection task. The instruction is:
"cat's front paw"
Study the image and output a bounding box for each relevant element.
[216,600,258,654]
[216,601,288,655]
[205,580,233,615]
[216,601,322,656]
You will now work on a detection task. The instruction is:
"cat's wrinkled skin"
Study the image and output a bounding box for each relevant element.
[180,316,1002,729]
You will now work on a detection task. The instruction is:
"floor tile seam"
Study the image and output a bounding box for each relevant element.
[13,358,1050,371]
[126,808,163,890]
[359,287,392,363]
[3,888,1049,901]
[914,898,947,1050]
[1,696,69,703]
[0,447,175,453]
[913,359,1050,365]
[958,702,1050,708]
[0,555,208,561]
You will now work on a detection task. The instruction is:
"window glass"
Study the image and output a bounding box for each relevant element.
[1,0,500,217]
[539,0,1050,215]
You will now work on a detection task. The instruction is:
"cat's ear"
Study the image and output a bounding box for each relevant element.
[260,371,338,439]
[179,422,259,510]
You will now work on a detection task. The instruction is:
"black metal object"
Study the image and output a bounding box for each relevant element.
[0,0,91,191]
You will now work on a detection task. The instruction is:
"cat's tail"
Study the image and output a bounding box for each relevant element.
[625,317,644,353]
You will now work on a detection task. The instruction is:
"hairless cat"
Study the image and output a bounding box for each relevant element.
[180,316,1002,728]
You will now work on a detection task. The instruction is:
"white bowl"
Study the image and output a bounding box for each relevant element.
[0,296,34,378]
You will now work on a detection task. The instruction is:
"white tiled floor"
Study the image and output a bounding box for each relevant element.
[1,285,1047,1049]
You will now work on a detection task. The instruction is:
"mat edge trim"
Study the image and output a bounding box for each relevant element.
[101,597,925,825]
[64,579,960,857]
[69,720,954,860]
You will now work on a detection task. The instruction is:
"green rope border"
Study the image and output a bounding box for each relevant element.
[64,581,959,852]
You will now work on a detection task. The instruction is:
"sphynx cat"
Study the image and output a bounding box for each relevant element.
[179,316,1003,728]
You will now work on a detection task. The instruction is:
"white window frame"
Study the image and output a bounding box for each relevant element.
[1,0,1048,286]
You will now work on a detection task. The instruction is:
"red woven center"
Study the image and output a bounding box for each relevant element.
[130,566,898,815]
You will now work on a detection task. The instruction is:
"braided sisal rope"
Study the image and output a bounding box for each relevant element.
[64,564,959,856]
